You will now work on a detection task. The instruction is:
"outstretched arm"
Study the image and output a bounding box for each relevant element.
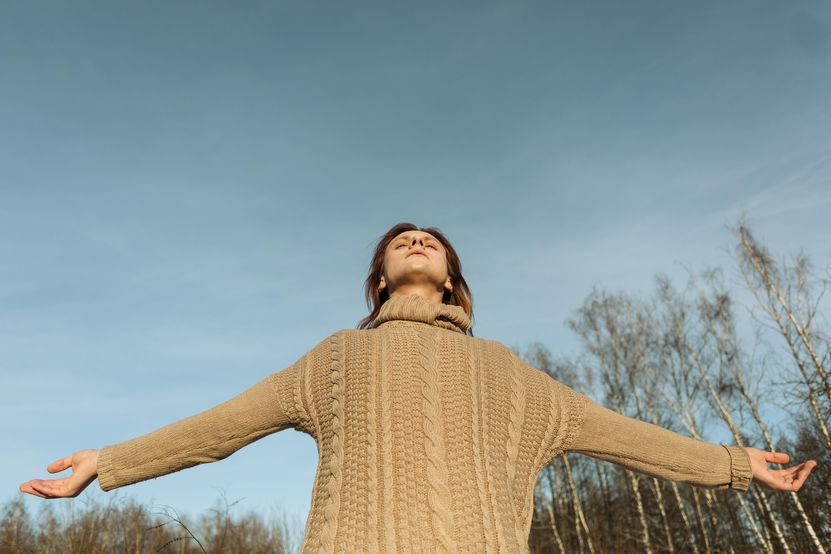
[20,363,304,498]
[566,398,815,492]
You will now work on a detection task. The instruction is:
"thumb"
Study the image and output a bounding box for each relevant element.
[764,451,790,465]
[47,455,73,474]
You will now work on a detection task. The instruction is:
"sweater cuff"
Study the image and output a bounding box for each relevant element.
[722,445,753,492]
[96,445,117,492]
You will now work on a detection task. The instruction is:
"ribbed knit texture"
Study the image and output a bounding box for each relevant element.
[97,293,753,553]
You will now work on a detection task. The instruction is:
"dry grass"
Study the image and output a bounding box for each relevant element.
[0,492,300,554]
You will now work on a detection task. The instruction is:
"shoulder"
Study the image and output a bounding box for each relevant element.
[309,328,365,345]
[473,337,523,361]
[305,328,371,355]
[291,330,349,365]
[468,337,540,375]
[482,339,562,383]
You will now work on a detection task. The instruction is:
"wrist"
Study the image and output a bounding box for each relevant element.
[723,445,753,491]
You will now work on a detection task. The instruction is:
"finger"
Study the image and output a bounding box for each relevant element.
[19,482,48,499]
[763,451,790,465]
[768,462,815,491]
[771,465,803,479]
[29,481,56,498]
[47,455,73,474]
[791,461,817,491]
[22,487,48,499]
[776,461,815,478]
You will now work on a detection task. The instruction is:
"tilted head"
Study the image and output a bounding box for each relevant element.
[357,222,474,333]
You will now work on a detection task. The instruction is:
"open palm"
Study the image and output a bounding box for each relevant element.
[745,447,816,492]
[19,449,99,499]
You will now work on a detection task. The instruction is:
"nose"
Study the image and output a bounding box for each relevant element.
[406,237,428,257]
[408,237,429,252]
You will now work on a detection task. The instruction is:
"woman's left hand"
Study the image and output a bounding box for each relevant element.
[744,447,816,492]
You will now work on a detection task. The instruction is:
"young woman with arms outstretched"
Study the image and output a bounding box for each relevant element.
[20,223,816,552]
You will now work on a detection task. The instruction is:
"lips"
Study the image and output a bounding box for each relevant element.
[407,252,427,258]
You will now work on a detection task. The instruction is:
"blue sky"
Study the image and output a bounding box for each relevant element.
[2,0,830,539]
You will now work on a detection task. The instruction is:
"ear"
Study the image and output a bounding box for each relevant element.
[378,276,386,291]
[444,278,453,293]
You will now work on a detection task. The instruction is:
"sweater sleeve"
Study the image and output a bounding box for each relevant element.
[564,395,753,492]
[97,355,310,492]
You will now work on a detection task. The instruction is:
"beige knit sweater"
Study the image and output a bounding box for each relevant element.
[97,294,752,553]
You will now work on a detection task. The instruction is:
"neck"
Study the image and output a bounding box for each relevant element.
[387,285,444,305]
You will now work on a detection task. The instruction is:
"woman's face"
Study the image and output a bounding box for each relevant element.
[379,230,452,301]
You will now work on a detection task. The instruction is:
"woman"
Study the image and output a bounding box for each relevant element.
[20,222,816,553]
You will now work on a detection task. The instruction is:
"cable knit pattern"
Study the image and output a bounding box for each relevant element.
[514,372,550,535]
[505,354,529,548]
[505,355,527,496]
[365,335,379,554]
[467,337,496,553]
[380,335,398,552]
[317,333,344,553]
[96,293,754,553]
[418,327,458,553]
[479,342,512,552]
[302,353,319,442]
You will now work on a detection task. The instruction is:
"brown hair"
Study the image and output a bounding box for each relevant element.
[357,222,475,336]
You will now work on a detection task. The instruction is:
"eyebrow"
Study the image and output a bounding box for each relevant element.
[392,234,440,245]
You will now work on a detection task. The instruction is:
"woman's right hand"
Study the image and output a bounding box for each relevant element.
[19,449,99,499]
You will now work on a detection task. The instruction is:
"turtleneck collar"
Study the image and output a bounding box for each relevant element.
[373,294,472,335]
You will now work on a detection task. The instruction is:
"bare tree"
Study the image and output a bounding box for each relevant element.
[732,221,831,449]
[525,219,827,553]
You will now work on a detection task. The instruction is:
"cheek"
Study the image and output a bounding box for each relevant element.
[381,251,398,273]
